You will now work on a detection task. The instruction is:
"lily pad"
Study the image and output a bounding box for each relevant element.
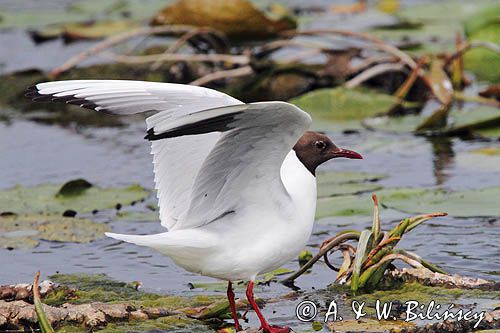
[0,180,149,215]
[317,171,386,184]
[380,186,500,217]
[150,0,296,41]
[318,182,383,198]
[290,87,398,129]
[363,105,500,138]
[317,171,385,198]
[31,20,141,43]
[0,214,110,249]
[317,186,500,220]
[316,194,374,220]
[464,5,500,83]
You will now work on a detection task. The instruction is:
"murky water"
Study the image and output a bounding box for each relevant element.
[0,1,499,331]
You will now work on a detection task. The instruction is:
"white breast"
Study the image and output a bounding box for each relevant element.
[280,150,317,226]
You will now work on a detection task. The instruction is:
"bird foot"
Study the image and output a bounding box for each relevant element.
[262,325,291,333]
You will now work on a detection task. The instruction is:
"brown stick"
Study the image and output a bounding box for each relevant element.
[345,63,405,88]
[189,65,253,86]
[101,52,249,65]
[48,25,198,79]
[150,27,227,70]
[282,29,417,69]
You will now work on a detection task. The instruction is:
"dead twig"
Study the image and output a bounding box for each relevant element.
[150,27,228,71]
[282,29,417,69]
[190,65,253,86]
[345,63,406,88]
[101,52,249,65]
[48,25,198,79]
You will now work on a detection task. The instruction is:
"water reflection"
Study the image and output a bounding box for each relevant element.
[428,136,455,185]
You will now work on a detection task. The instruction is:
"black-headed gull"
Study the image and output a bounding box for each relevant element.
[28,80,362,333]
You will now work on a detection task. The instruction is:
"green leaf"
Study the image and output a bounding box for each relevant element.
[0,181,149,215]
[381,186,500,217]
[34,272,55,333]
[290,87,398,127]
[350,230,373,292]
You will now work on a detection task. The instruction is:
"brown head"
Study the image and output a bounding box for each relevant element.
[293,131,363,176]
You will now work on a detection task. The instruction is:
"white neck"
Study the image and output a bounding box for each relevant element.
[280,150,317,225]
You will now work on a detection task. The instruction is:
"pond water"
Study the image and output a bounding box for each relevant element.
[0,1,499,332]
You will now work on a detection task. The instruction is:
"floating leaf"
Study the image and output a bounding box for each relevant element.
[381,187,500,217]
[364,105,500,138]
[150,0,296,40]
[0,181,149,215]
[316,195,374,220]
[317,171,386,185]
[290,88,399,125]
[464,4,500,83]
[318,182,383,198]
[0,214,110,249]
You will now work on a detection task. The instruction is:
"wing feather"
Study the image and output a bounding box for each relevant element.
[29,80,242,230]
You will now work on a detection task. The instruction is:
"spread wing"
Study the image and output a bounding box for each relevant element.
[29,80,242,230]
[147,101,312,230]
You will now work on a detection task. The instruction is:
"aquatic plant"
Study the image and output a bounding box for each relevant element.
[283,194,447,292]
[33,271,55,333]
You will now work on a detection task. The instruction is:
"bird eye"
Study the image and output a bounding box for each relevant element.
[315,141,326,150]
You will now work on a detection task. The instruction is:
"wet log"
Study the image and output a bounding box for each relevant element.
[388,268,499,291]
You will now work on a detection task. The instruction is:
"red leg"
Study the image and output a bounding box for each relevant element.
[227,281,242,332]
[245,280,290,333]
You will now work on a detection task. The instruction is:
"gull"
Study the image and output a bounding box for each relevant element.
[28,80,362,333]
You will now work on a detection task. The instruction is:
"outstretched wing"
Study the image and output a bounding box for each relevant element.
[146,101,312,230]
[29,80,243,230]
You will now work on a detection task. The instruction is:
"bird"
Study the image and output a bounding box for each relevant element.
[27,80,362,333]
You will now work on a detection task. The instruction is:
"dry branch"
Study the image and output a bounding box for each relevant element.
[48,25,199,78]
[190,65,253,86]
[101,52,249,65]
[345,63,406,88]
[282,29,417,69]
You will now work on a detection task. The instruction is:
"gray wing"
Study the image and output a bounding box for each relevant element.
[150,101,312,230]
[30,80,243,230]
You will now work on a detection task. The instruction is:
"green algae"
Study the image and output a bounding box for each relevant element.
[0,214,109,249]
[48,273,223,309]
[0,180,149,215]
[97,315,211,333]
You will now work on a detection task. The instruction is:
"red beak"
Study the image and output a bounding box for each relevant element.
[331,147,363,159]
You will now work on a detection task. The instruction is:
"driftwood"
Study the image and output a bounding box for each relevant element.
[0,299,177,329]
[0,280,55,302]
[388,268,500,291]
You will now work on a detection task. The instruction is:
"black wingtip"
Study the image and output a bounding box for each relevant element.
[25,85,40,99]
[144,128,155,140]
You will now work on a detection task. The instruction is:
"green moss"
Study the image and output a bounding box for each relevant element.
[49,273,224,309]
[0,181,149,215]
[97,315,210,333]
[0,215,110,249]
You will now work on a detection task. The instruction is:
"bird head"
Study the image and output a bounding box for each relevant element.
[293,131,363,175]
